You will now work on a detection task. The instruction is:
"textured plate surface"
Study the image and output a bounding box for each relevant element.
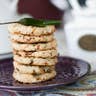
[0,56,90,91]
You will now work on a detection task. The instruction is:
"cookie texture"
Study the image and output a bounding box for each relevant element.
[14,49,58,58]
[9,23,58,84]
[8,23,55,36]
[12,39,57,51]
[14,55,57,66]
[13,70,56,83]
[14,61,55,74]
[10,34,54,43]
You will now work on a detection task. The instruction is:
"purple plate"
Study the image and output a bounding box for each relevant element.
[0,56,90,91]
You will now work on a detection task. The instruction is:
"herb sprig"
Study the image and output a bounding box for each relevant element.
[0,18,61,27]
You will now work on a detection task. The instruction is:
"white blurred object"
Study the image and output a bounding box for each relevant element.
[50,0,69,10]
[0,0,30,55]
[51,0,96,71]
[70,0,96,16]
[0,53,12,60]
[65,0,96,72]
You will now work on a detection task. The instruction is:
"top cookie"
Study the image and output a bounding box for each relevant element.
[8,23,55,36]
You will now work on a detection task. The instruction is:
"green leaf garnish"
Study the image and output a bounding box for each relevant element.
[18,18,61,27]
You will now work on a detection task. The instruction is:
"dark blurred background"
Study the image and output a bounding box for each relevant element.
[18,0,64,20]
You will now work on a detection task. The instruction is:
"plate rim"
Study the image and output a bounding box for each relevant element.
[0,56,91,91]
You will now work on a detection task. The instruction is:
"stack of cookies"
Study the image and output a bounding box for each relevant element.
[8,23,58,83]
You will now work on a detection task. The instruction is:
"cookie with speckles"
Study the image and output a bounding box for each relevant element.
[11,39,57,51]
[13,70,56,83]
[13,49,58,58]
[13,61,55,74]
[8,23,55,36]
[10,34,54,43]
[14,55,57,66]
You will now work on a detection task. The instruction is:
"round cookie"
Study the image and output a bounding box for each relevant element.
[8,23,55,36]
[14,49,58,58]
[14,61,55,74]
[13,70,56,83]
[11,39,57,51]
[10,34,54,43]
[14,55,57,66]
